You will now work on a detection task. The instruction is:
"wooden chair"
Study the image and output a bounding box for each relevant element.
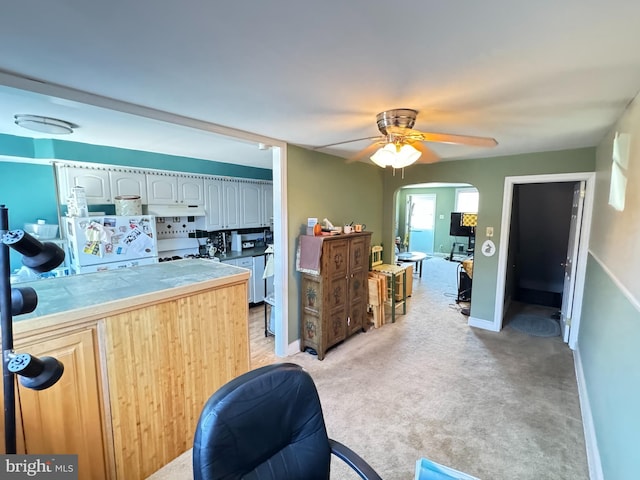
[369,245,407,323]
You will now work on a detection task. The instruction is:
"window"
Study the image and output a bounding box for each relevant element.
[609,131,629,211]
[455,188,478,213]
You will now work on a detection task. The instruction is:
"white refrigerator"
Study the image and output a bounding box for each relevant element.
[63,215,158,274]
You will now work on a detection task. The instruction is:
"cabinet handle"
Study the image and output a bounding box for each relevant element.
[347,316,351,326]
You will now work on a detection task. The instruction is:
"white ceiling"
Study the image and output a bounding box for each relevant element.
[2,1,640,170]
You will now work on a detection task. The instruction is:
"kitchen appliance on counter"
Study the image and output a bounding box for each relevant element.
[230,231,242,252]
[63,215,158,274]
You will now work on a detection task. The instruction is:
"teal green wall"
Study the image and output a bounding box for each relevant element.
[287,145,384,341]
[577,93,640,480]
[397,186,461,255]
[579,256,639,479]
[0,162,60,268]
[382,148,595,324]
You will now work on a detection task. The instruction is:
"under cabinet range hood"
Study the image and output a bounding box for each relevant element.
[147,204,206,217]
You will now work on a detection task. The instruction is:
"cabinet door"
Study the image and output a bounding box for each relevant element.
[325,239,349,347]
[109,170,148,203]
[178,177,204,205]
[347,235,371,335]
[252,255,266,302]
[223,179,241,229]
[348,269,368,335]
[239,181,262,228]
[146,174,178,203]
[236,257,254,303]
[61,166,112,204]
[15,328,109,480]
[204,178,224,230]
[261,182,273,227]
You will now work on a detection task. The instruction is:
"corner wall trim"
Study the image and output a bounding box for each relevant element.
[286,339,300,357]
[574,347,604,480]
[468,317,500,332]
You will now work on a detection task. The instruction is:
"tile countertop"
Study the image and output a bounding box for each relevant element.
[11,259,250,332]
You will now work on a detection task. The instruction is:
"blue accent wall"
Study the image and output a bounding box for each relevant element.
[0,161,59,268]
[1,133,272,179]
[579,255,640,480]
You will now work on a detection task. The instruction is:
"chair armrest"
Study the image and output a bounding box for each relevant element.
[329,439,383,480]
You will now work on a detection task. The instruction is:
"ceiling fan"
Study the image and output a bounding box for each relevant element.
[316,108,498,168]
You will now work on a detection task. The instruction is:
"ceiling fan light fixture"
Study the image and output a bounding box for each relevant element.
[392,144,421,168]
[370,142,421,168]
[370,143,396,167]
[14,115,74,135]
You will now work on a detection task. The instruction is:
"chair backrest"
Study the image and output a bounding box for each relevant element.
[193,363,332,480]
[371,245,383,268]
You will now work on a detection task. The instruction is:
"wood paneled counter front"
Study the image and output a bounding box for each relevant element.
[2,260,251,479]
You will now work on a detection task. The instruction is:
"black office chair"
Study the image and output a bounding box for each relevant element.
[193,362,382,480]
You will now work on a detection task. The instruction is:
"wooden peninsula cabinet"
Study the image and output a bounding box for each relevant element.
[300,232,372,360]
[5,260,251,479]
[14,328,108,479]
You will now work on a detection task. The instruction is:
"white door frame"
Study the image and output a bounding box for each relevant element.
[270,146,290,357]
[560,181,586,342]
[493,172,595,349]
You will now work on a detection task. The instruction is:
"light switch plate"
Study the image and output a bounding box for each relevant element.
[486,226,494,237]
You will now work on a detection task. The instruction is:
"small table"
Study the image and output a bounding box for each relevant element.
[397,252,428,278]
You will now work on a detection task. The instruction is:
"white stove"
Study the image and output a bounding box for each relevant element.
[156,238,220,263]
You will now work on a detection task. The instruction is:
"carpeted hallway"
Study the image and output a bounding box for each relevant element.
[149,256,589,479]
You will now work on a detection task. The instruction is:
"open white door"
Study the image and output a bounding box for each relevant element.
[408,194,436,254]
[560,181,585,342]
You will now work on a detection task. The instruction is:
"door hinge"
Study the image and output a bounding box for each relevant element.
[580,186,586,198]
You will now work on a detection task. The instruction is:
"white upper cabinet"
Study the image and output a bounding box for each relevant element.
[57,163,271,229]
[146,174,204,205]
[223,179,241,229]
[146,175,176,203]
[204,178,224,230]
[109,170,148,203]
[178,177,205,205]
[239,181,262,228]
[261,182,273,227]
[58,166,112,204]
[206,178,273,230]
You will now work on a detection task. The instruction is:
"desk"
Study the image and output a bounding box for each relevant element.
[397,251,428,278]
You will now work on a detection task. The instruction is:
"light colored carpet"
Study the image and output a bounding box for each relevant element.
[148,257,589,480]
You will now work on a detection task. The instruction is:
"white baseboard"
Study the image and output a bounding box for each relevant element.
[468,316,500,332]
[574,348,604,480]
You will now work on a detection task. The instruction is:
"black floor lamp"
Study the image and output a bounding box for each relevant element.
[1,205,65,454]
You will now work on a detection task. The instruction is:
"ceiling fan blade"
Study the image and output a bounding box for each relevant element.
[346,142,383,163]
[410,142,440,164]
[314,135,383,150]
[407,129,498,147]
